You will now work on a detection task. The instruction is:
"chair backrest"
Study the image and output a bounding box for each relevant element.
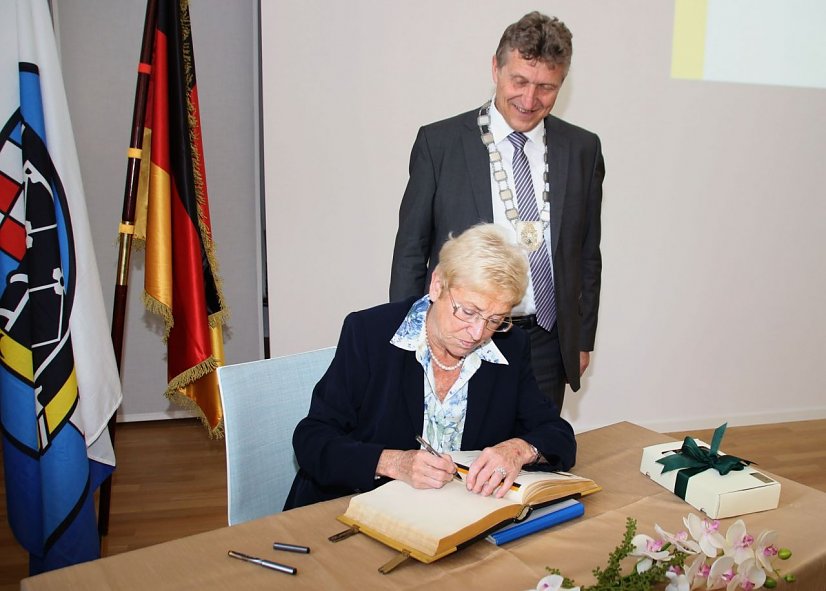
[217,346,335,525]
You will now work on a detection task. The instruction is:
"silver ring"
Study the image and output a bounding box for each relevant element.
[494,466,507,478]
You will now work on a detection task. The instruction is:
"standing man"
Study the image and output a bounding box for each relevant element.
[389,12,604,410]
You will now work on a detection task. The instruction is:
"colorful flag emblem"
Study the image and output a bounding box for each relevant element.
[0,0,123,574]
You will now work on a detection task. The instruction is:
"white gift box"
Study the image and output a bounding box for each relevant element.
[640,440,781,519]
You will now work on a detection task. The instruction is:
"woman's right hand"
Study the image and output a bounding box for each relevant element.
[376,449,457,489]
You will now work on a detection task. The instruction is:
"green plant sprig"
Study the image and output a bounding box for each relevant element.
[548,517,689,591]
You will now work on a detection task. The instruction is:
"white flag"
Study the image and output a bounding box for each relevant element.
[0,0,123,573]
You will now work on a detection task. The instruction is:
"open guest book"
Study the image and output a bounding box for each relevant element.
[331,450,600,572]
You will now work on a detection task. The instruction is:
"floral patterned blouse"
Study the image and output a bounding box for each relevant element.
[389,295,509,452]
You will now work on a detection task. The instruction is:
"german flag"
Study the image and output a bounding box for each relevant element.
[135,0,228,436]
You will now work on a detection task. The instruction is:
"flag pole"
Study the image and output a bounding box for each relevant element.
[99,0,158,539]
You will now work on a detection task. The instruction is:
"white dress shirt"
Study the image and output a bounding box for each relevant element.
[488,99,555,317]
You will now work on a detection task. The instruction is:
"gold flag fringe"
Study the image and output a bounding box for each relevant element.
[165,356,224,439]
[180,0,229,321]
[142,291,174,341]
[165,391,224,439]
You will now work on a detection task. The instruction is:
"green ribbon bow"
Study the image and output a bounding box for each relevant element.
[656,423,752,500]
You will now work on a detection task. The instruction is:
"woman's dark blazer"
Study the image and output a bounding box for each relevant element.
[284,298,576,510]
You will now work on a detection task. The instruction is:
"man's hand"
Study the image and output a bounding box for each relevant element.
[580,351,591,376]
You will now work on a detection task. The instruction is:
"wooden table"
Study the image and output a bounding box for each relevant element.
[21,422,826,590]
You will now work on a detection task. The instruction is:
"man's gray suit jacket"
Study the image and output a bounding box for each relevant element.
[389,108,605,391]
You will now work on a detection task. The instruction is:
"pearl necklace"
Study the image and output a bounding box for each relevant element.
[477,100,551,252]
[423,320,464,371]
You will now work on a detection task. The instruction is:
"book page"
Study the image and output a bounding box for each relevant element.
[449,450,598,505]
[343,478,520,557]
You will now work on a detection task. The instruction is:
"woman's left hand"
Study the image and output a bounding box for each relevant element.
[464,438,533,498]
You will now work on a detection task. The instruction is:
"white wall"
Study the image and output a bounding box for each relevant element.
[55,0,263,421]
[49,1,825,431]
[261,1,826,433]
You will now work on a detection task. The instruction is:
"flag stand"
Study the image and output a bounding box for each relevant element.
[99,0,158,539]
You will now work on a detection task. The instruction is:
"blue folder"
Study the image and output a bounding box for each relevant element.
[485,498,584,545]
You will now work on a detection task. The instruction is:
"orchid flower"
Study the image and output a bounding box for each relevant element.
[631,533,672,573]
[726,557,767,591]
[532,574,580,591]
[665,570,691,591]
[655,523,702,555]
[722,519,757,565]
[684,513,726,558]
[683,555,708,589]
[707,556,736,589]
[753,529,779,574]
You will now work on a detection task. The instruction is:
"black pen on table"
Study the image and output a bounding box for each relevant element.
[415,434,462,482]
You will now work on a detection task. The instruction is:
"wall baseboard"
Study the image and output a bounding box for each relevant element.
[116,409,196,423]
[572,407,826,435]
[120,407,826,436]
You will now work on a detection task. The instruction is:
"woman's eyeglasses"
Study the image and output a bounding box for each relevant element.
[447,290,513,333]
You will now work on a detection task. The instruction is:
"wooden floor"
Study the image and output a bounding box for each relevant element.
[1,418,824,589]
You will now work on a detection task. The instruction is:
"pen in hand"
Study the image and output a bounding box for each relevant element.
[415,435,462,482]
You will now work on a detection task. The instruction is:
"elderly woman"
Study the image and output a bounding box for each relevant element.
[284,224,576,510]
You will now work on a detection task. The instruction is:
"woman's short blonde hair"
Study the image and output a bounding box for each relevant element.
[435,223,529,307]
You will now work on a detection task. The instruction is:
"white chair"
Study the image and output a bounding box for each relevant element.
[217,346,336,525]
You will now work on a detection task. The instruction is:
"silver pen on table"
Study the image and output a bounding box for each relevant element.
[227,550,297,575]
[273,541,310,554]
[415,435,462,481]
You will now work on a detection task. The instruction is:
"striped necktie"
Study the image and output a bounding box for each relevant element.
[508,132,557,330]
